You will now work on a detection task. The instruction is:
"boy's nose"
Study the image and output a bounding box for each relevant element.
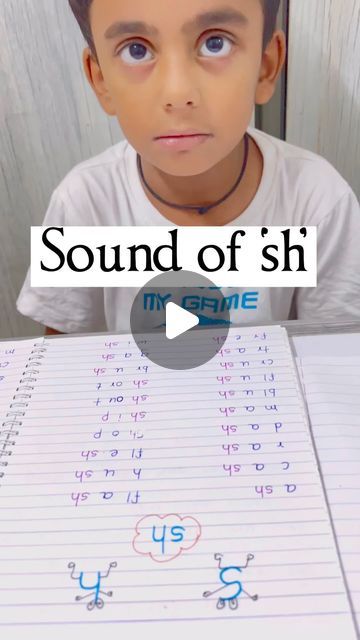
[159,59,200,110]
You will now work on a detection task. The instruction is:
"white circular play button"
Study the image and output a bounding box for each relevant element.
[165,302,200,340]
[130,270,230,370]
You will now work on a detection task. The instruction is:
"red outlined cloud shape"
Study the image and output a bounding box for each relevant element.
[133,513,202,563]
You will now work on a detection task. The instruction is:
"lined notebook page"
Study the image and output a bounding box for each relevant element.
[298,356,360,633]
[0,328,356,639]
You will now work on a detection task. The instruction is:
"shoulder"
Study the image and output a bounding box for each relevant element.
[49,139,134,224]
[250,128,355,224]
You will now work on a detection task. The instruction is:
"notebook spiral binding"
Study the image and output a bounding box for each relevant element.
[0,342,47,479]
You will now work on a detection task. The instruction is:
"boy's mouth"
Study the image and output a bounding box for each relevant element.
[154,130,212,151]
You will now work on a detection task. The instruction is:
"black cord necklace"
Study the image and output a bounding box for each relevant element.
[136,132,250,215]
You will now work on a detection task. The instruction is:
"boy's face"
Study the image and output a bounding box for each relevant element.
[87,0,281,177]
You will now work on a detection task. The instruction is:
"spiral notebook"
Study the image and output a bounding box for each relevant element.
[0,326,359,640]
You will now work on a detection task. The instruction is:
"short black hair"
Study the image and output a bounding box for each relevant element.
[69,0,281,59]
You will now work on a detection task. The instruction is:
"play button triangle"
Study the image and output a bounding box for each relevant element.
[165,302,199,340]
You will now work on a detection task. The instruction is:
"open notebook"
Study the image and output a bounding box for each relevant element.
[0,326,358,639]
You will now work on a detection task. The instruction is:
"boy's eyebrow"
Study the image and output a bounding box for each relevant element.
[104,7,249,40]
[104,20,157,39]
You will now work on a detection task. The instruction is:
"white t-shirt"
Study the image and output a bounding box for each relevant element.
[17,128,360,333]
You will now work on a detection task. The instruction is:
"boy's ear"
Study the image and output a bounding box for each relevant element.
[255,30,287,105]
[82,48,117,116]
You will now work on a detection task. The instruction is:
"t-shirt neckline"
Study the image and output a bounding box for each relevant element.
[124,127,278,226]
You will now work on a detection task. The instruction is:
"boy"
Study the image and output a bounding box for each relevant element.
[17,0,360,334]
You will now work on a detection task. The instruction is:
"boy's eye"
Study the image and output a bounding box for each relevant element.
[199,35,233,58]
[119,42,153,65]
